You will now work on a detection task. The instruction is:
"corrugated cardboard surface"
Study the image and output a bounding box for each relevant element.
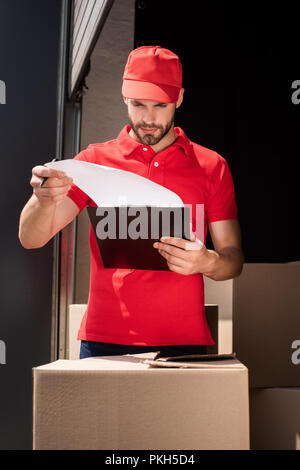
[250,388,300,450]
[233,262,300,387]
[33,353,249,450]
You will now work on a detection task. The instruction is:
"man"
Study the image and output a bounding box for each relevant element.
[19,46,244,359]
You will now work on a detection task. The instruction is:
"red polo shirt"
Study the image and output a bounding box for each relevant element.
[67,125,238,346]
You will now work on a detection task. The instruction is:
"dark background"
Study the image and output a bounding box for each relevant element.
[0,0,60,449]
[135,0,300,262]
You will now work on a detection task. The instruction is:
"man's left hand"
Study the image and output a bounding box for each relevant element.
[153,228,215,276]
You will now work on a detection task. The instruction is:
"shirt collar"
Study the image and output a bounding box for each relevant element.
[173,126,193,156]
[116,125,192,157]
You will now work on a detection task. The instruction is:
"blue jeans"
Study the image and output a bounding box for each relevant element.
[80,340,207,359]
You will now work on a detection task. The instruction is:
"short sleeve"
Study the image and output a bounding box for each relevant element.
[66,149,95,211]
[206,155,238,222]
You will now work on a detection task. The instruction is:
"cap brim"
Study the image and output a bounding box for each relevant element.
[122,80,180,103]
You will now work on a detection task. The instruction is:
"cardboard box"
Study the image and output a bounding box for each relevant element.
[250,388,300,450]
[33,353,250,450]
[68,304,219,360]
[233,262,300,387]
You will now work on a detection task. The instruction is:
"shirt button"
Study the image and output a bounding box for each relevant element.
[142,147,148,151]
[154,161,159,167]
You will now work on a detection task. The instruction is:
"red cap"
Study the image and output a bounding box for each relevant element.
[122,45,182,103]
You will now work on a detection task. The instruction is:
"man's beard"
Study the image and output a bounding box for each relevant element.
[128,112,175,146]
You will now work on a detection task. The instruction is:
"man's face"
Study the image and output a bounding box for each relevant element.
[126,99,176,146]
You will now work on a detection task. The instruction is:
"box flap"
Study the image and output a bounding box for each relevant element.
[33,352,247,372]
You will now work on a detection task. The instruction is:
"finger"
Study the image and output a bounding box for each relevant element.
[157,248,189,268]
[32,166,66,179]
[159,236,188,250]
[154,242,191,261]
[39,176,73,188]
[190,232,196,242]
[34,185,71,198]
[186,237,204,251]
[31,175,72,189]
[190,222,196,242]
[160,235,204,252]
[165,261,188,275]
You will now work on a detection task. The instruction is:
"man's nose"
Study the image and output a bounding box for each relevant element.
[142,109,155,125]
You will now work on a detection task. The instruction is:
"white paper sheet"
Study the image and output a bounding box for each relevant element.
[45,159,184,207]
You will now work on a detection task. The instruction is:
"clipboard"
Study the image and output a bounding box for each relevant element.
[87,206,191,270]
[143,352,237,368]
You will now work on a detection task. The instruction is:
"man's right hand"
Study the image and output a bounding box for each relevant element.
[19,166,79,249]
[30,166,73,206]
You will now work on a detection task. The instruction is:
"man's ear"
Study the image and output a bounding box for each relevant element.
[175,88,184,109]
